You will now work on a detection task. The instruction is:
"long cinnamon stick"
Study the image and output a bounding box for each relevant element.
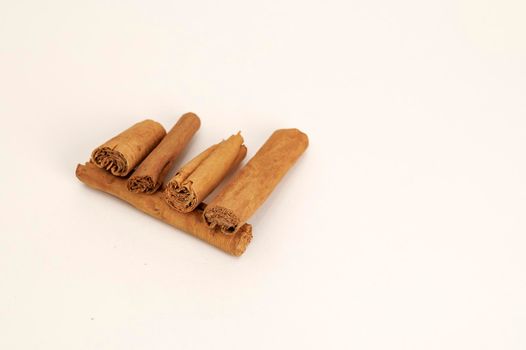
[91,119,166,176]
[204,129,308,234]
[164,133,247,213]
[76,162,252,256]
[127,113,200,194]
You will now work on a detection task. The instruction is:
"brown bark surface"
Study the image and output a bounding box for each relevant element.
[168,144,218,187]
[204,129,308,234]
[164,133,247,213]
[91,119,166,176]
[76,162,252,256]
[127,113,200,194]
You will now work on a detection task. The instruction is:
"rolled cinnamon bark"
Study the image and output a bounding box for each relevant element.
[204,128,308,234]
[91,119,166,176]
[164,133,247,213]
[127,113,200,194]
[170,144,218,185]
[76,162,252,256]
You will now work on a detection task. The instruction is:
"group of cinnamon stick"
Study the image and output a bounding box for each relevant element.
[77,113,308,256]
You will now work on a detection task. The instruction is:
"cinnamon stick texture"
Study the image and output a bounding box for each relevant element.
[76,162,252,256]
[204,128,308,234]
[164,133,247,213]
[127,113,200,194]
[91,119,166,176]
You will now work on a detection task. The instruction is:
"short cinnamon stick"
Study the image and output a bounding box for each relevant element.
[91,119,166,176]
[204,128,308,234]
[76,162,252,256]
[127,113,200,194]
[164,133,247,213]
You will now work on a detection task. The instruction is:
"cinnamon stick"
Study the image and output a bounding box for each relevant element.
[204,129,308,234]
[164,133,247,213]
[127,113,200,194]
[76,162,252,256]
[91,119,166,176]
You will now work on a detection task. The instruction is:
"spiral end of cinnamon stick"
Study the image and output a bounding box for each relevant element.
[127,175,159,194]
[203,206,241,235]
[91,147,129,176]
[164,180,198,213]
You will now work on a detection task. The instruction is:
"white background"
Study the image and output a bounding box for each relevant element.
[1,0,525,349]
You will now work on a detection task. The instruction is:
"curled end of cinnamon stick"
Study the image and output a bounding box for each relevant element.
[164,180,199,213]
[127,175,160,194]
[91,147,129,176]
[203,206,241,235]
[90,119,166,177]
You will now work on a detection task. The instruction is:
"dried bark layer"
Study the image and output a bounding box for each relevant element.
[204,128,308,234]
[76,162,252,256]
[91,119,166,176]
[164,133,247,213]
[127,113,201,194]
